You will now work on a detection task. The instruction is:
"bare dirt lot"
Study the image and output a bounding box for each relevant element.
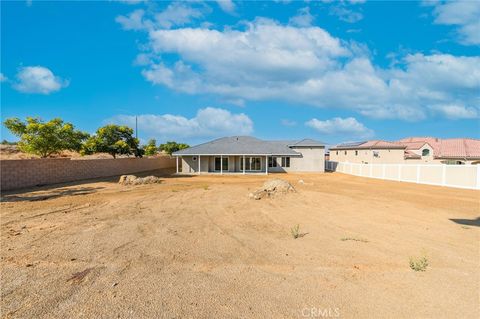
[1,171,479,318]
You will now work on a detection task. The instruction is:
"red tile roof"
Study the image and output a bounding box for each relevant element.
[333,137,480,159]
[397,137,480,159]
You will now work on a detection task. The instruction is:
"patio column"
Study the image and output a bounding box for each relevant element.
[176,157,179,174]
[198,155,201,174]
[265,155,268,175]
[220,155,223,175]
[243,155,245,175]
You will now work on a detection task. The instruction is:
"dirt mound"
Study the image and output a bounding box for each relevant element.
[249,179,295,200]
[118,175,162,185]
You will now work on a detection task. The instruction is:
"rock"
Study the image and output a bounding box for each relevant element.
[118,175,162,185]
[298,179,305,184]
[249,179,295,200]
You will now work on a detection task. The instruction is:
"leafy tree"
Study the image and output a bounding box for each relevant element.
[3,117,89,158]
[144,139,158,156]
[159,141,189,155]
[81,124,142,159]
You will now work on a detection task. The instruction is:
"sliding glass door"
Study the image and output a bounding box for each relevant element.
[214,157,228,171]
[240,157,262,171]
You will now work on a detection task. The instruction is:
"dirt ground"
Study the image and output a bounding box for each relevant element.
[1,171,479,318]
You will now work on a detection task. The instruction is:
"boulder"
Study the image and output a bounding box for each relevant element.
[249,179,295,200]
[119,175,162,185]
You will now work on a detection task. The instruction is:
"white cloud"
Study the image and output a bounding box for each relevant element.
[119,16,479,121]
[329,5,363,23]
[215,0,235,14]
[0,73,7,82]
[281,119,297,126]
[429,0,480,45]
[13,66,68,94]
[306,117,373,138]
[289,7,314,27]
[429,104,479,119]
[107,107,253,139]
[115,2,205,31]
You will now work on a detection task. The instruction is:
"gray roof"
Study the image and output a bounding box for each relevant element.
[173,136,324,156]
[288,138,325,147]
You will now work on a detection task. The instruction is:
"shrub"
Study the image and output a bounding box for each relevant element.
[291,224,300,239]
[409,255,429,272]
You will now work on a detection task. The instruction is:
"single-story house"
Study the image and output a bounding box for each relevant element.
[329,137,480,165]
[172,136,325,174]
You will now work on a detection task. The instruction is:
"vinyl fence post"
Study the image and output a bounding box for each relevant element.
[382,164,386,179]
[416,165,421,183]
[369,164,373,177]
[442,164,446,186]
[476,165,480,190]
[398,165,402,181]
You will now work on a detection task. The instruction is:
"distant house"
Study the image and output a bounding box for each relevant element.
[172,136,325,174]
[329,137,480,165]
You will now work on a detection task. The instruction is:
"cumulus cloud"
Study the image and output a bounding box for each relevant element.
[429,104,479,119]
[215,0,235,14]
[429,0,480,45]
[329,5,363,23]
[289,7,314,27]
[118,12,479,121]
[13,66,68,94]
[306,117,374,138]
[107,107,253,139]
[116,2,206,31]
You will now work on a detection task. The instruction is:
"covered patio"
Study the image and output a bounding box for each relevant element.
[175,155,270,175]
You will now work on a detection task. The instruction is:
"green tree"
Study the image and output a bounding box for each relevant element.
[3,117,89,158]
[81,124,142,159]
[144,139,157,156]
[159,141,189,155]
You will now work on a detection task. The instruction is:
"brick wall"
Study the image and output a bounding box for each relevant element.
[0,157,176,191]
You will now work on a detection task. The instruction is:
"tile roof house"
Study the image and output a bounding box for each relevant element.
[173,136,325,174]
[330,137,480,164]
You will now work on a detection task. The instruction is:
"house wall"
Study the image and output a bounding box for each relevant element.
[330,148,405,164]
[179,148,325,174]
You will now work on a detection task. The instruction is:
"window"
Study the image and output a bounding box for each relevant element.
[355,150,358,156]
[214,157,228,171]
[241,157,261,171]
[336,151,338,155]
[344,151,347,155]
[422,149,430,156]
[268,156,277,167]
[373,151,379,158]
[281,157,290,168]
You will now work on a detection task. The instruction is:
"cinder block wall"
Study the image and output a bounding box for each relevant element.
[0,157,176,191]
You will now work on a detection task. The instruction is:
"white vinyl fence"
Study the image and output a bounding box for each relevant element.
[325,161,480,190]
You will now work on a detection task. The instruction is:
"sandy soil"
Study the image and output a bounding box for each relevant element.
[1,171,479,318]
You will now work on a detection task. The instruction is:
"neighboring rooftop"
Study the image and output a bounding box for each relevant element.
[332,137,480,159]
[172,136,324,156]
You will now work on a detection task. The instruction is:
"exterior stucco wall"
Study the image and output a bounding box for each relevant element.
[178,147,325,173]
[330,148,405,164]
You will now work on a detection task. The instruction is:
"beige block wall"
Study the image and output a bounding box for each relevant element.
[1,157,176,191]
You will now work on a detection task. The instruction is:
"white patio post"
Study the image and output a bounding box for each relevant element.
[198,155,201,174]
[220,155,223,175]
[265,155,268,175]
[176,157,179,174]
[243,155,245,175]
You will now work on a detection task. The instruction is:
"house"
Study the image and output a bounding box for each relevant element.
[172,136,325,174]
[329,137,480,165]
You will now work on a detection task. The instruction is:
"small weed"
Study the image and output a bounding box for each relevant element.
[409,255,429,272]
[340,237,369,243]
[203,185,209,190]
[291,224,300,239]
[171,190,178,193]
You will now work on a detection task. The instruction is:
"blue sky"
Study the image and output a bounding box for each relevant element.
[1,0,479,145]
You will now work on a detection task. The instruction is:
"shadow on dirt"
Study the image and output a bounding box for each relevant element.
[1,186,105,202]
[449,217,480,227]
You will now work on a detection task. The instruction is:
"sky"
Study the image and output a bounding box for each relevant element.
[1,0,479,146]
